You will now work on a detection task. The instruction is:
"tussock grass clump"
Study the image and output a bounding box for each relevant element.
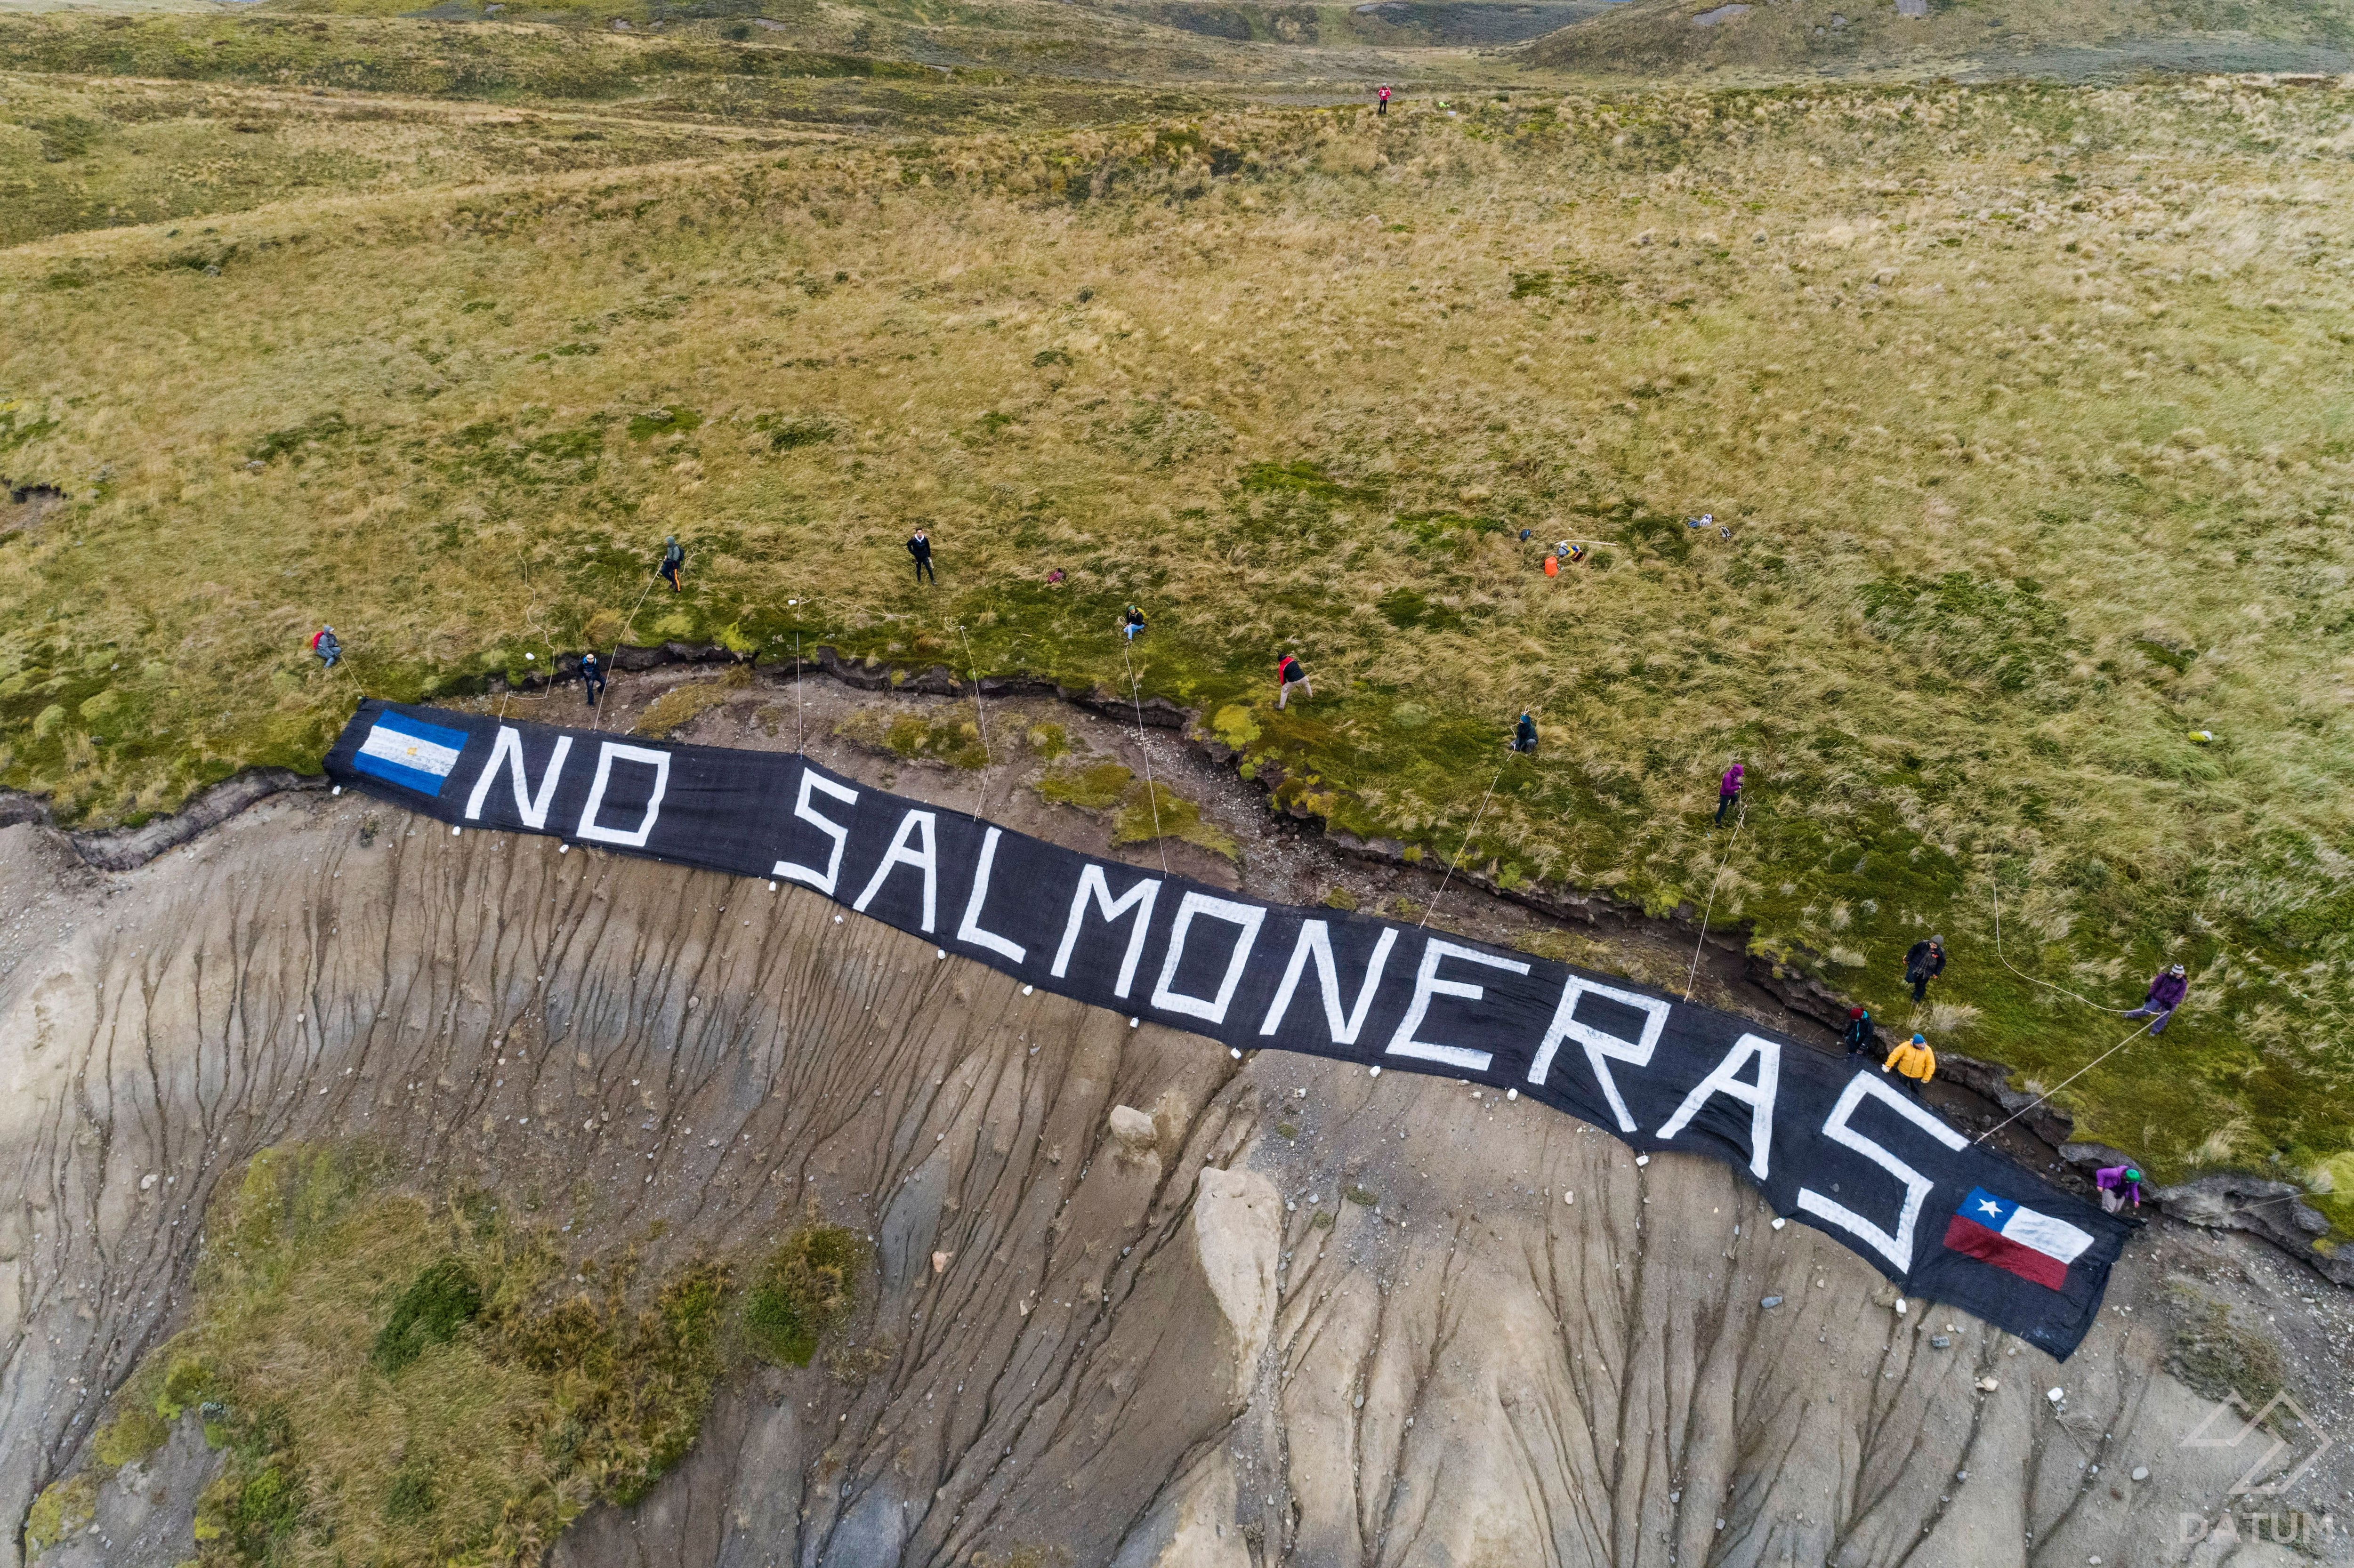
[2166,1284,2289,1407]
[26,1145,742,1566]
[370,1257,484,1374]
[1037,759,1135,810]
[838,705,990,767]
[743,1223,869,1369]
[1112,778,1240,862]
[632,664,751,738]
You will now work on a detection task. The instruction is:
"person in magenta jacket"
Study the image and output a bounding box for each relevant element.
[1715,762,1744,826]
[2123,965,2188,1033]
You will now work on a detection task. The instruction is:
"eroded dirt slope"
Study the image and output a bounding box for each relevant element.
[2,767,2347,1567]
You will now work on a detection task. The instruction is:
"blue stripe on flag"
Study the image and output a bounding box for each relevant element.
[352,750,453,796]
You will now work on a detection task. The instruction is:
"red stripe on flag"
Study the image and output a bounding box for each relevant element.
[1943,1215,2069,1291]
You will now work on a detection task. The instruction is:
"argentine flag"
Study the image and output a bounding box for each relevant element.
[352,711,469,797]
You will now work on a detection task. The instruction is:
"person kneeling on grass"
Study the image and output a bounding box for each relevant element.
[2123,964,2188,1033]
[2095,1164,2144,1214]
[1511,713,1539,755]
[1883,1032,1935,1098]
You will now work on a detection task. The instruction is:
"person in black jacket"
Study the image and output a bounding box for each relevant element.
[908,529,936,585]
[1904,935,1946,1004]
[1841,1005,1878,1061]
[580,650,607,708]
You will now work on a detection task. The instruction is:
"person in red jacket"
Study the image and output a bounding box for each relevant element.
[1275,651,1312,710]
[1377,85,1392,115]
[2123,965,2189,1033]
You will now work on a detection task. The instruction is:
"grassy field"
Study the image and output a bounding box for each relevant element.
[1526,0,2354,81]
[2,5,2353,1239]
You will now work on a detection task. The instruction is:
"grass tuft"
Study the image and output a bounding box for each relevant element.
[40,1145,740,1565]
[742,1222,869,1370]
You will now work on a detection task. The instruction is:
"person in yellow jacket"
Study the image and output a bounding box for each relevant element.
[1883,1032,1935,1099]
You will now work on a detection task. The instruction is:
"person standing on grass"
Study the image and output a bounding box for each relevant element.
[1883,1032,1935,1098]
[908,528,936,586]
[1377,84,1392,115]
[1715,761,1744,826]
[658,535,685,593]
[2122,964,2188,1033]
[1841,1005,1878,1062]
[1275,650,1312,709]
[1904,934,1946,1004]
[580,650,606,708]
[2095,1164,2144,1214]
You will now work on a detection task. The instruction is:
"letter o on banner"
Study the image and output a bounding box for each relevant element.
[577,742,670,847]
[1150,892,1265,1025]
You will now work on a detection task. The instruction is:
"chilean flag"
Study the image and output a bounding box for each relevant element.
[1943,1188,2095,1290]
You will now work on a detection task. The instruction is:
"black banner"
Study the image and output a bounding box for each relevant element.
[328,700,2126,1357]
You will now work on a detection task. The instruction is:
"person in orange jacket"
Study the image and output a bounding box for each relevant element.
[1883,1032,1935,1098]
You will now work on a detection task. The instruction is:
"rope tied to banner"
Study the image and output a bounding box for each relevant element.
[1420,764,1503,931]
[1969,1013,2156,1147]
[1682,793,1747,1002]
[959,624,993,824]
[590,568,662,736]
[1119,638,1171,878]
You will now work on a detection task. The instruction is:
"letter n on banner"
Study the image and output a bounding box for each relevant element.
[465,726,571,829]
[1259,923,1397,1045]
[1797,1073,1967,1272]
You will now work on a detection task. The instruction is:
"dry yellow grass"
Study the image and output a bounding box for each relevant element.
[4,79,2353,1220]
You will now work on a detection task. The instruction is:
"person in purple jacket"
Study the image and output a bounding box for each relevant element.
[2096,1164,2143,1214]
[1715,761,1744,826]
[2123,964,2189,1033]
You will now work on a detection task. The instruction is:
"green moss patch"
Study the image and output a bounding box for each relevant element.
[1111,780,1238,863]
[743,1224,869,1369]
[1037,760,1133,811]
[46,1145,742,1566]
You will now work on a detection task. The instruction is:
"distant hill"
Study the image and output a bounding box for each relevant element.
[1521,0,2354,80]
